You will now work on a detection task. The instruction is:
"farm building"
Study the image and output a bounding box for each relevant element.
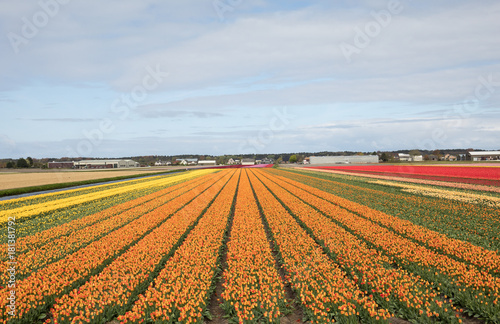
[398,153,411,162]
[176,158,198,166]
[242,158,256,166]
[74,159,139,169]
[198,160,217,166]
[468,151,500,161]
[154,161,171,166]
[309,155,379,165]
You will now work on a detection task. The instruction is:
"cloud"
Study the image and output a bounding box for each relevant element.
[1,1,499,157]
[134,104,225,119]
[19,118,102,122]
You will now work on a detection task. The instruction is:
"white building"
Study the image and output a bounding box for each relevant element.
[468,151,500,161]
[309,155,379,164]
[74,159,139,169]
[398,153,411,162]
[176,158,198,165]
[242,158,256,166]
[198,160,217,166]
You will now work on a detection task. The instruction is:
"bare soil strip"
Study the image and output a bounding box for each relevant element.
[0,168,177,190]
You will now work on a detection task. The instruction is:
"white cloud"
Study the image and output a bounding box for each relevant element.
[1,0,499,157]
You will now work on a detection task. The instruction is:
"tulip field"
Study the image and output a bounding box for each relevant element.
[1,167,500,323]
[309,165,500,187]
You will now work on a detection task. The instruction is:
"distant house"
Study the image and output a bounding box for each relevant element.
[468,151,500,161]
[227,158,236,165]
[444,154,457,161]
[176,158,198,166]
[261,158,274,165]
[411,155,424,162]
[198,160,217,166]
[154,161,171,166]
[398,153,411,162]
[242,158,256,166]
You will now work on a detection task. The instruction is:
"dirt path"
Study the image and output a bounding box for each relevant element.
[0,168,178,190]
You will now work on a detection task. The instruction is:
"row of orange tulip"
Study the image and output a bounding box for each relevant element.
[262,170,500,322]
[118,170,240,323]
[1,173,217,283]
[220,170,286,323]
[0,170,211,262]
[48,170,235,324]
[0,171,227,323]
[247,171,391,324]
[270,171,500,276]
[254,170,462,323]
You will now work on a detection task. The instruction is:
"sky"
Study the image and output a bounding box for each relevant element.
[1,0,499,158]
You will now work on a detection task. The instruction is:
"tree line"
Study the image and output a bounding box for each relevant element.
[4,157,45,169]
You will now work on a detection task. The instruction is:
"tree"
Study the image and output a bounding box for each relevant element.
[27,157,33,167]
[289,155,298,163]
[409,150,422,157]
[6,161,15,168]
[380,152,389,162]
[16,158,29,168]
[216,156,226,165]
[433,150,442,160]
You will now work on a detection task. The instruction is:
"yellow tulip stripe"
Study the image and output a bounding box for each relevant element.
[0,171,227,323]
[119,170,240,324]
[0,171,212,261]
[48,170,235,324]
[370,180,500,207]
[5,179,189,241]
[270,172,500,277]
[253,170,462,323]
[220,170,286,323]
[247,171,391,324]
[1,172,172,209]
[0,171,216,282]
[0,169,217,226]
[263,171,500,322]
